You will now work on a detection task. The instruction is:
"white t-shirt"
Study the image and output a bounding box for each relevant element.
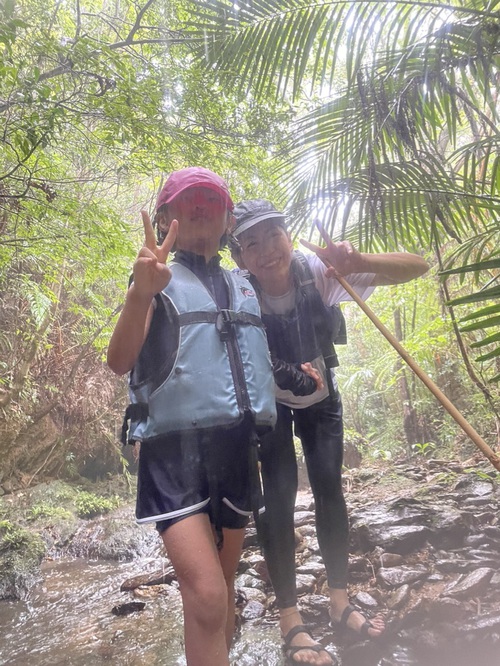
[259,253,376,409]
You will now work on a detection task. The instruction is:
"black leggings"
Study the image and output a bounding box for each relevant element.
[258,393,348,609]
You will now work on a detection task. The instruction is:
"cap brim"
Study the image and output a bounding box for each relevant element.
[233,212,286,237]
[163,182,233,210]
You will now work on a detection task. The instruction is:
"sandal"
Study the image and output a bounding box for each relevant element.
[282,624,337,665]
[330,604,385,641]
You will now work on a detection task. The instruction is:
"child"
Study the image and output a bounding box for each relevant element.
[107,169,278,666]
[231,199,429,666]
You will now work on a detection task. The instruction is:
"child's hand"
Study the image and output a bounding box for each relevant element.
[300,362,324,391]
[132,211,178,299]
[300,222,362,277]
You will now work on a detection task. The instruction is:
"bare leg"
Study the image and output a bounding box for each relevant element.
[217,526,246,649]
[329,588,385,638]
[161,514,230,666]
[280,607,335,665]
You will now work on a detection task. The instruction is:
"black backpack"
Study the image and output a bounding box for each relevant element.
[291,251,347,369]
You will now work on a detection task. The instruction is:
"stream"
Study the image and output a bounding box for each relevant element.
[1,556,498,666]
[2,462,500,665]
[0,557,282,666]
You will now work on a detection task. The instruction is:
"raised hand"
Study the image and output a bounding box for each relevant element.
[300,222,362,277]
[132,211,178,299]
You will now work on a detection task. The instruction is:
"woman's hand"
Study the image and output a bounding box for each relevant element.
[300,362,325,391]
[300,222,362,277]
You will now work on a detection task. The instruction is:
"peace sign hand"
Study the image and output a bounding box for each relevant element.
[300,221,362,277]
[132,211,178,299]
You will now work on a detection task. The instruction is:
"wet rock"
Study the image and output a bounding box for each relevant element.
[297,560,324,577]
[377,564,428,588]
[354,591,379,608]
[427,597,473,622]
[242,526,259,548]
[435,557,473,574]
[377,552,404,568]
[461,611,500,634]
[348,555,372,572]
[241,600,266,620]
[236,587,267,605]
[120,567,176,591]
[296,573,316,594]
[294,511,315,526]
[443,567,494,599]
[464,534,490,547]
[355,523,431,554]
[454,477,494,496]
[386,584,411,610]
[0,523,46,600]
[251,558,270,583]
[237,571,267,590]
[111,601,146,616]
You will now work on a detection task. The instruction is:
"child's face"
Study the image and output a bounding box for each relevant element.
[166,187,232,254]
[239,221,293,285]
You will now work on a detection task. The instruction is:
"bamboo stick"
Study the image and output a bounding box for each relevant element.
[334,270,500,471]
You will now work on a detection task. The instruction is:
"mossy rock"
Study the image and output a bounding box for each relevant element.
[0,520,46,600]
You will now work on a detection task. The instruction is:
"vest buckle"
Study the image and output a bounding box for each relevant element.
[216,310,232,342]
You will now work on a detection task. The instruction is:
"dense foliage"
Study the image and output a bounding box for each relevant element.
[0,0,498,490]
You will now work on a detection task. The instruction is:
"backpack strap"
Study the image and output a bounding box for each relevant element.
[178,309,264,342]
[292,251,347,347]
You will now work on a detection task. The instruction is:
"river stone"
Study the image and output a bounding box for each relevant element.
[354,591,379,608]
[294,511,315,526]
[435,558,473,574]
[297,561,324,577]
[242,526,259,548]
[464,534,489,547]
[377,564,428,588]
[453,477,493,497]
[354,523,431,554]
[461,611,500,634]
[120,567,176,591]
[386,584,411,609]
[295,498,313,512]
[297,524,317,538]
[111,601,146,616]
[443,567,494,598]
[296,573,316,594]
[427,597,472,622]
[240,600,266,620]
[484,525,500,540]
[236,587,267,605]
[443,567,494,599]
[236,572,266,590]
[427,507,470,548]
[377,553,404,568]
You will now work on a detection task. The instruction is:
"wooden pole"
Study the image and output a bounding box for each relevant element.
[334,272,500,471]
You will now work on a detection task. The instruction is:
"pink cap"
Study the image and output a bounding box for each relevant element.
[156,167,234,210]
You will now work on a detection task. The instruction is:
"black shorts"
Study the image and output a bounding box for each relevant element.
[135,420,262,533]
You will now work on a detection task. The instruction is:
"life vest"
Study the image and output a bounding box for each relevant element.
[123,263,277,443]
[248,251,347,387]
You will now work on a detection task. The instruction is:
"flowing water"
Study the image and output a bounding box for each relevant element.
[0,557,498,665]
[0,557,283,665]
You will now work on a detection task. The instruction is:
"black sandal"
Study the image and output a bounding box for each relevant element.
[331,604,385,641]
[282,624,337,665]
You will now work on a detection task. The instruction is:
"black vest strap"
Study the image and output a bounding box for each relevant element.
[178,310,264,327]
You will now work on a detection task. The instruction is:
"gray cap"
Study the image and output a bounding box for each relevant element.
[232,199,286,237]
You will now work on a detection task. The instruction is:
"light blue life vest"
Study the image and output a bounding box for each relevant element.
[127,262,277,441]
